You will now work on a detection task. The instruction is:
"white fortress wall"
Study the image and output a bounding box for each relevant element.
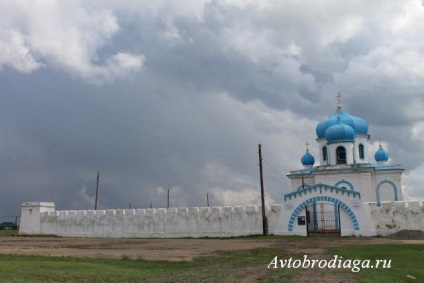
[20,202,282,238]
[20,201,424,237]
[366,201,424,236]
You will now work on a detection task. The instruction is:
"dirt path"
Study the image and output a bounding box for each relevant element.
[0,236,422,261]
[0,237,280,261]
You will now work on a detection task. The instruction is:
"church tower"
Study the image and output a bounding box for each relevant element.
[315,93,370,166]
[287,94,404,204]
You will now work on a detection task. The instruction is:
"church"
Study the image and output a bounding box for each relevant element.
[277,94,404,236]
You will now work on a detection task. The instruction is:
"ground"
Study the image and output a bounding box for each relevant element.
[0,237,278,261]
[1,233,423,261]
[0,231,423,282]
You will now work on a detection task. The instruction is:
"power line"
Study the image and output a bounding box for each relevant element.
[262,159,286,179]
[263,169,285,183]
[262,147,286,172]
[7,90,256,148]
[5,91,256,159]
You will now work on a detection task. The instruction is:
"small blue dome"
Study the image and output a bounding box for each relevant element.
[316,109,369,139]
[324,118,355,144]
[301,151,315,166]
[375,146,389,162]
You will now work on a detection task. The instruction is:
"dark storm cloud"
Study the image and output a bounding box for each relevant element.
[1,0,424,216]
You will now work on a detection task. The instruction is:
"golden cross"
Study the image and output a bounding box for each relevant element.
[336,92,342,110]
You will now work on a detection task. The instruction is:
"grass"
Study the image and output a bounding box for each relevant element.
[0,232,422,282]
[0,230,19,237]
[0,248,297,283]
[329,244,424,282]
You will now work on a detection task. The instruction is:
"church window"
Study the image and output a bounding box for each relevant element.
[322,146,328,161]
[336,146,346,164]
[359,144,364,159]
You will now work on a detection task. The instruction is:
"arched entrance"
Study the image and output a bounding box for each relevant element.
[275,183,376,236]
[281,183,362,236]
[306,202,340,235]
[278,183,376,237]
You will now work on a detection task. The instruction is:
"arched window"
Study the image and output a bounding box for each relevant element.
[322,146,328,161]
[336,146,346,164]
[358,144,364,159]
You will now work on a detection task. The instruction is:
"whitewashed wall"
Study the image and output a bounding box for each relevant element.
[19,201,424,237]
[366,201,424,236]
[19,202,282,238]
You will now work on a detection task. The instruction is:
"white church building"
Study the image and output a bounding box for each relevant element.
[19,95,423,238]
[277,95,405,236]
[290,95,402,204]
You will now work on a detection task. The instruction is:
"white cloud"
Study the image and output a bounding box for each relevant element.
[0,0,144,83]
[0,30,42,73]
[402,167,424,200]
[109,53,144,70]
[199,161,273,206]
[71,186,97,210]
[100,53,145,82]
[211,188,269,206]
[411,121,424,142]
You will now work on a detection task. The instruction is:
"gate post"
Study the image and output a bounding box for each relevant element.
[306,207,310,237]
[338,205,341,237]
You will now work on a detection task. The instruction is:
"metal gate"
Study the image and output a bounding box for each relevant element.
[306,202,340,235]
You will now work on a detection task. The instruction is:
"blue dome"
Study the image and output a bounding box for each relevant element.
[301,151,315,166]
[375,146,389,162]
[324,118,355,144]
[351,116,368,135]
[316,109,369,139]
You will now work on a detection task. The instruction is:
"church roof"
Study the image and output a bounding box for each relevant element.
[324,116,355,144]
[301,150,315,166]
[375,145,390,163]
[316,108,369,139]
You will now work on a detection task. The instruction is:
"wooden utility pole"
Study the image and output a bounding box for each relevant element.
[207,193,210,207]
[258,144,268,235]
[94,171,100,210]
[167,189,170,208]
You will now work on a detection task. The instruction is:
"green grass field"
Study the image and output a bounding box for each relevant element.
[0,231,422,283]
[0,230,19,237]
[0,248,297,283]
[329,244,424,283]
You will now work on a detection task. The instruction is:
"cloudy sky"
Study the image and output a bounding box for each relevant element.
[1,0,424,216]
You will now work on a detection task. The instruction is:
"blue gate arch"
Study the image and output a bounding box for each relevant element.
[376,180,398,206]
[287,196,360,232]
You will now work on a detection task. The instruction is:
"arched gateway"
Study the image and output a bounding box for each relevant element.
[275,183,376,236]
